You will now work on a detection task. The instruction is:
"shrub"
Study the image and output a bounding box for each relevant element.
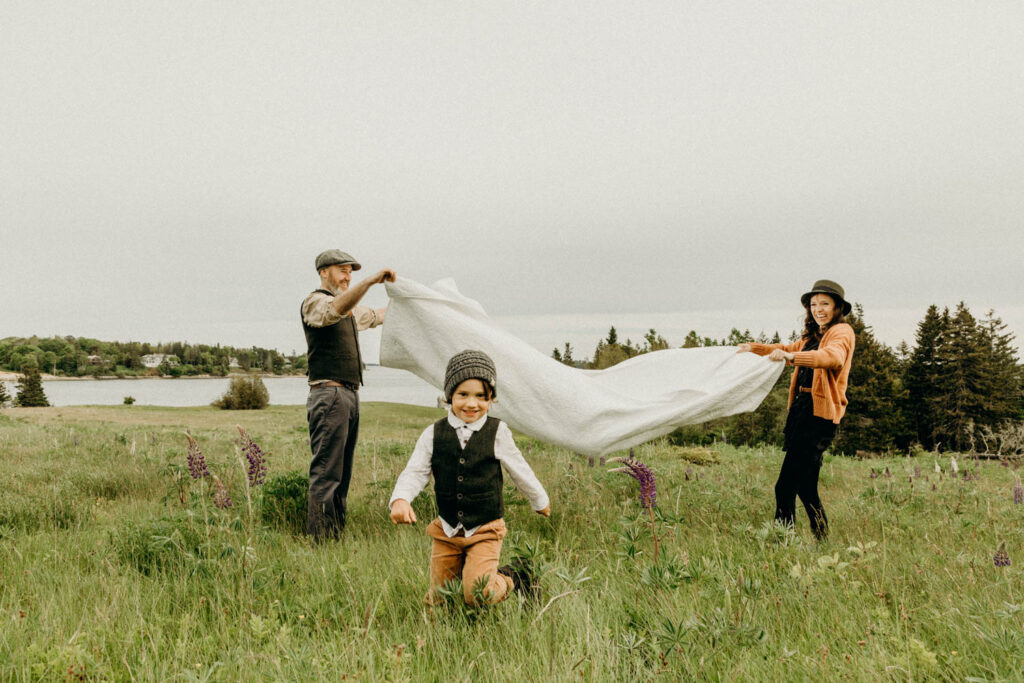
[15,365,49,407]
[123,395,136,405]
[0,381,10,407]
[212,376,269,410]
[260,470,308,534]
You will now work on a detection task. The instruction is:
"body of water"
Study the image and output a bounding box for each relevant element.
[0,366,441,408]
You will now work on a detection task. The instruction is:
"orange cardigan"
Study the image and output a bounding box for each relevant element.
[748,323,856,424]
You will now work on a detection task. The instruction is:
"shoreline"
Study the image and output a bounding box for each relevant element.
[0,371,307,382]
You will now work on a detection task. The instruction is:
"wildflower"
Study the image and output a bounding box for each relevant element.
[951,457,958,474]
[934,462,942,474]
[184,432,210,479]
[869,469,878,479]
[884,467,891,479]
[1014,477,1023,505]
[236,425,268,487]
[608,455,656,509]
[993,546,1011,568]
[685,465,692,481]
[212,476,232,509]
[914,465,921,478]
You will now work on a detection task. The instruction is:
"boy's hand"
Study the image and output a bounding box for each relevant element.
[390,499,416,525]
[536,505,550,518]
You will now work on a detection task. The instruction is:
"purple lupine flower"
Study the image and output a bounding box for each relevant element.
[685,465,693,481]
[185,432,210,480]
[236,425,268,487]
[994,547,1011,568]
[869,469,878,479]
[884,467,892,479]
[1014,477,1023,505]
[607,456,656,509]
[212,476,232,509]
[914,465,921,478]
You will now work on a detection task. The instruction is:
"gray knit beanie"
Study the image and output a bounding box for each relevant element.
[444,350,497,402]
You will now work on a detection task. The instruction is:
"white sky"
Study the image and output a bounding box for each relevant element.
[2,2,1023,361]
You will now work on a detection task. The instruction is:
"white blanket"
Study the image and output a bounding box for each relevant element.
[379,277,784,456]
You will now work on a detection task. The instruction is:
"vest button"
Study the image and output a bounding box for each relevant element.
[457,511,463,517]
[457,476,464,482]
[459,458,465,464]
[457,493,463,499]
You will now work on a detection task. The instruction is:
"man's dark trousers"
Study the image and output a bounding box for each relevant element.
[307,385,359,540]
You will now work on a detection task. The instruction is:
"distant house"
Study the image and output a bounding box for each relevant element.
[87,354,103,365]
[141,354,180,368]
[228,357,240,368]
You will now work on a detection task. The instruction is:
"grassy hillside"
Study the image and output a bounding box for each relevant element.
[1,404,1021,680]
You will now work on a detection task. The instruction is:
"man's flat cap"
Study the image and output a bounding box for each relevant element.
[315,249,362,272]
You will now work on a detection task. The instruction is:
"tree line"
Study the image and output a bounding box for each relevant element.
[552,303,1024,455]
[0,336,307,378]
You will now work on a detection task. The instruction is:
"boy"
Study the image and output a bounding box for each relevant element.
[389,350,550,606]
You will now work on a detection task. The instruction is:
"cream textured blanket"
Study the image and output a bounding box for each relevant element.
[380,277,784,456]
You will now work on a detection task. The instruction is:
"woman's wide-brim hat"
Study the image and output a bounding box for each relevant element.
[801,279,852,316]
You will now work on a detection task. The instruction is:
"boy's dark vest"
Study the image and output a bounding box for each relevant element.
[301,289,363,385]
[431,416,503,529]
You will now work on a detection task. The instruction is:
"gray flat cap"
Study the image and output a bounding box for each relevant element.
[315,249,362,272]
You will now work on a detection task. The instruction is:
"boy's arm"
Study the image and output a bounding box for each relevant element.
[388,425,434,524]
[494,422,550,516]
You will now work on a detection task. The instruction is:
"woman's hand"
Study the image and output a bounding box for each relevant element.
[735,343,752,353]
[767,349,794,363]
[390,499,416,524]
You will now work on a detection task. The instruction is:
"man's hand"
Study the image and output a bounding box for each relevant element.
[370,269,397,285]
[390,499,416,525]
[536,505,550,518]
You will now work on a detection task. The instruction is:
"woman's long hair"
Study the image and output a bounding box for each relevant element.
[801,294,846,341]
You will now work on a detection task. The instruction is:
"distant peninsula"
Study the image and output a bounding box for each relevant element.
[0,335,307,380]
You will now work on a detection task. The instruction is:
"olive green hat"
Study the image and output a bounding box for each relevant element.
[315,249,362,272]
[444,350,497,402]
[801,279,852,316]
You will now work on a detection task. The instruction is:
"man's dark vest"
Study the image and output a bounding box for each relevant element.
[301,289,363,385]
[431,416,503,529]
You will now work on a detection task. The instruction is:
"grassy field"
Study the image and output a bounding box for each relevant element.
[1,404,1022,681]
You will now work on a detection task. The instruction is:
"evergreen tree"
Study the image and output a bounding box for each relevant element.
[834,305,907,453]
[15,364,50,407]
[976,310,1023,426]
[937,303,988,451]
[905,305,949,449]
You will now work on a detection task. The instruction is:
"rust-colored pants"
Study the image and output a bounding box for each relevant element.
[425,517,513,606]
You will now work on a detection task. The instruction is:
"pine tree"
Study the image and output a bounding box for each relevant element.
[937,303,988,451]
[904,305,949,450]
[976,311,1023,426]
[834,305,907,453]
[15,364,50,407]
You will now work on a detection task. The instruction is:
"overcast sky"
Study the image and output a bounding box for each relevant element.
[2,1,1023,361]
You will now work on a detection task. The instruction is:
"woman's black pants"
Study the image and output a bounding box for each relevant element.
[774,444,828,539]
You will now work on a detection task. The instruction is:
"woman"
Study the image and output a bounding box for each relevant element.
[737,280,855,540]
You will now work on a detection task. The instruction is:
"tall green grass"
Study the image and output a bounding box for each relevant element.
[1,405,1021,680]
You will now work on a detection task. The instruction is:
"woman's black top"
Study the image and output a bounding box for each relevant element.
[783,335,838,453]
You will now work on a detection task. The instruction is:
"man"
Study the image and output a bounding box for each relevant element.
[302,249,396,540]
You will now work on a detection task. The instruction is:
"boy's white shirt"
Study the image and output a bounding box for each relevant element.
[389,411,549,538]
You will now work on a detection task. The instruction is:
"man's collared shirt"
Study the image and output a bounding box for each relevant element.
[302,292,383,387]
